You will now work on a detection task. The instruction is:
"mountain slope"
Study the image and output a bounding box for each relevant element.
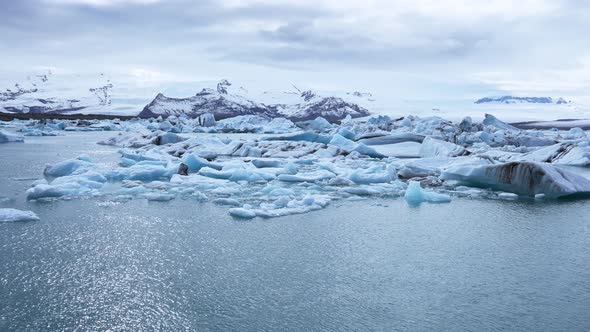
[139,80,371,122]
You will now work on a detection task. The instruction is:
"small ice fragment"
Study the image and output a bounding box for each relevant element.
[329,177,355,186]
[143,192,175,202]
[0,208,40,222]
[404,181,451,205]
[252,159,282,168]
[212,198,241,206]
[229,208,257,219]
[498,192,519,200]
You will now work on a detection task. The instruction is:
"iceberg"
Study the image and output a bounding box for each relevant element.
[441,162,590,198]
[278,170,335,183]
[419,137,467,158]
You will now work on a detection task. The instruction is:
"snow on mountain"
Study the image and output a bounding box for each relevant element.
[139,80,371,122]
[139,89,276,120]
[475,96,572,105]
[0,72,158,116]
[0,72,115,114]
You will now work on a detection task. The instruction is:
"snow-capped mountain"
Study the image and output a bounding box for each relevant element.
[475,96,572,105]
[139,80,371,122]
[139,79,277,119]
[0,72,119,114]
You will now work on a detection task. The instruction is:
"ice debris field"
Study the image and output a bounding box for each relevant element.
[2,112,590,219]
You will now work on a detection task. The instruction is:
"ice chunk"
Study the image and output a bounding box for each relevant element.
[26,182,96,200]
[196,113,216,127]
[263,118,297,133]
[153,132,186,145]
[143,192,175,201]
[107,164,175,182]
[0,130,24,143]
[252,159,283,168]
[419,137,467,158]
[336,127,356,140]
[357,133,425,145]
[229,208,257,219]
[370,142,421,158]
[328,176,355,186]
[353,143,385,158]
[348,166,397,184]
[441,161,590,198]
[119,157,137,167]
[261,132,331,144]
[482,114,519,131]
[404,181,451,205]
[498,192,518,200]
[182,154,222,172]
[199,166,274,183]
[328,134,356,152]
[343,187,382,195]
[212,198,241,206]
[278,162,298,175]
[0,208,40,222]
[308,117,332,131]
[44,157,92,178]
[278,170,335,182]
[565,127,586,139]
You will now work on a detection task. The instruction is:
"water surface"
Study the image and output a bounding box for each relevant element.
[1,132,589,331]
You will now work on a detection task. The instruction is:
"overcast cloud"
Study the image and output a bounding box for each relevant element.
[1,0,589,100]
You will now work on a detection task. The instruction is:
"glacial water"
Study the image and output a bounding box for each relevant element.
[1,132,590,331]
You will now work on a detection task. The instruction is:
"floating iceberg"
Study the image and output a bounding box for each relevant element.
[441,162,590,198]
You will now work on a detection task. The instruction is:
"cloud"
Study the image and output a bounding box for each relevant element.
[43,0,160,6]
[0,0,589,98]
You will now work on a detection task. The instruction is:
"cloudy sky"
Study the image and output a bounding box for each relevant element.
[1,0,589,102]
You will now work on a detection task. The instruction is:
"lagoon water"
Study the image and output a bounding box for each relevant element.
[1,132,590,331]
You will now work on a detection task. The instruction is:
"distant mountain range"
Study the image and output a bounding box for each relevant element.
[1,74,372,122]
[139,80,371,122]
[0,72,115,114]
[475,96,571,105]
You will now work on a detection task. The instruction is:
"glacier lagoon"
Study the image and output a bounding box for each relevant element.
[1,131,590,331]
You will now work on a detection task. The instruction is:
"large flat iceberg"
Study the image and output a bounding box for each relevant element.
[441,162,590,198]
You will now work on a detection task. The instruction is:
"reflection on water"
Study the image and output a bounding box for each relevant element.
[1,132,590,331]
